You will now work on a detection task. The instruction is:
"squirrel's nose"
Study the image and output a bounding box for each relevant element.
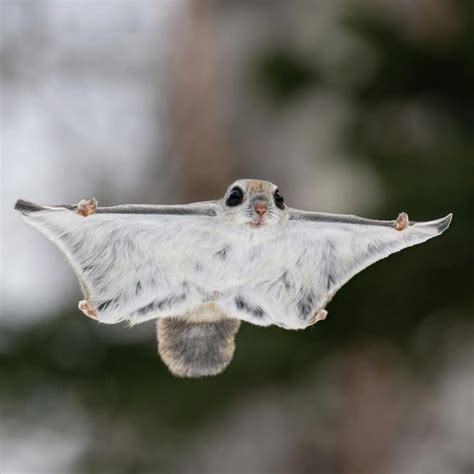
[254,201,268,216]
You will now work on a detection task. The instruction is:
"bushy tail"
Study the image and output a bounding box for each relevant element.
[157,317,241,378]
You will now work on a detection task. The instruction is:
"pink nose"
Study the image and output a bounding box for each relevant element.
[255,202,267,216]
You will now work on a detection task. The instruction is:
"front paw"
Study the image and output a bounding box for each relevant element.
[76,198,98,217]
[395,212,409,231]
[78,300,97,319]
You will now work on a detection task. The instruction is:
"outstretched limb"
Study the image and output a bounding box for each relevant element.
[76,198,97,217]
[78,300,97,320]
[14,198,219,216]
[395,212,409,231]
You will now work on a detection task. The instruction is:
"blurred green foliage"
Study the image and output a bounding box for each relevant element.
[255,48,319,103]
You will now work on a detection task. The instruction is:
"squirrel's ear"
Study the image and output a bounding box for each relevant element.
[157,317,241,378]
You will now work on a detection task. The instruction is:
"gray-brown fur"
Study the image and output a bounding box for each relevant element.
[157,317,241,378]
[14,199,217,216]
[289,210,399,228]
[96,205,217,216]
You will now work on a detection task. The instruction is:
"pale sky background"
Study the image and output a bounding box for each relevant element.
[2,1,177,326]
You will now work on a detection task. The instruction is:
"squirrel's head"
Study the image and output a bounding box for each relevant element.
[220,179,287,228]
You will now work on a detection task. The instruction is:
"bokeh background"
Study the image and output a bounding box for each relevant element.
[1,1,473,473]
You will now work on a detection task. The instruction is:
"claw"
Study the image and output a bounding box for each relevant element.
[76,198,97,217]
[395,212,409,231]
[78,300,97,320]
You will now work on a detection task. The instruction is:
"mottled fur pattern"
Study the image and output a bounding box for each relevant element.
[15,179,452,377]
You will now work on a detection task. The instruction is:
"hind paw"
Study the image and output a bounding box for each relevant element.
[395,212,409,231]
[308,309,328,327]
[77,198,97,217]
[78,300,97,320]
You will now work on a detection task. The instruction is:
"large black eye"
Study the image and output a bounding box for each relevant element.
[226,187,244,207]
[274,189,285,209]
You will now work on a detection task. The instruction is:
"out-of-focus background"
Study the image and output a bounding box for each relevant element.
[1,1,473,472]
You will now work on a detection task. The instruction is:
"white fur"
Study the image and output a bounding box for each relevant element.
[19,182,452,330]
